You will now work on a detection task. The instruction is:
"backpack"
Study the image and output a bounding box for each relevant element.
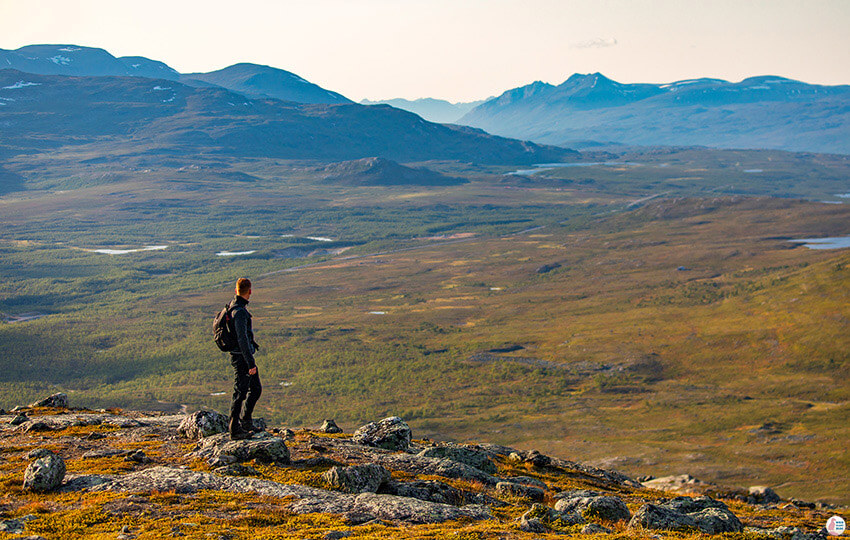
[213,304,238,352]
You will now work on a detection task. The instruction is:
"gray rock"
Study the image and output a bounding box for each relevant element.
[323,463,391,493]
[29,393,68,408]
[581,523,612,534]
[213,464,260,477]
[379,453,498,486]
[82,448,129,459]
[506,475,548,489]
[379,479,464,505]
[518,515,547,533]
[417,445,497,474]
[555,489,601,499]
[749,485,781,504]
[196,432,290,464]
[24,421,52,433]
[23,452,65,491]
[765,525,828,540]
[177,410,227,439]
[352,416,411,451]
[27,448,54,459]
[629,503,699,532]
[59,474,114,492]
[321,419,343,434]
[93,466,492,524]
[0,519,25,534]
[555,493,631,522]
[518,503,585,531]
[10,413,28,426]
[629,496,742,534]
[496,481,545,502]
[123,450,151,463]
[323,531,351,540]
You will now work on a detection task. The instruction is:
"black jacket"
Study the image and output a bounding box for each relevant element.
[229,295,259,369]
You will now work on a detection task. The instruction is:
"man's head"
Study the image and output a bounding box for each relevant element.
[236,277,252,300]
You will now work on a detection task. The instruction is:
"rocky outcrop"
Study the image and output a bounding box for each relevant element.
[194,432,290,464]
[23,450,65,492]
[320,419,342,434]
[92,466,492,524]
[417,444,497,474]
[351,417,411,451]
[554,490,631,521]
[29,393,68,408]
[496,481,545,502]
[177,410,227,439]
[323,464,391,493]
[629,496,743,533]
[517,503,585,533]
[749,485,781,504]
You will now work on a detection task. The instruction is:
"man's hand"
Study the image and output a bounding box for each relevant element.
[248,367,258,376]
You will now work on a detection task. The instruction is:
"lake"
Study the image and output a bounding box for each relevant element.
[790,236,850,250]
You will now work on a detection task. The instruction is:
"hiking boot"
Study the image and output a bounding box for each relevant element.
[230,429,251,440]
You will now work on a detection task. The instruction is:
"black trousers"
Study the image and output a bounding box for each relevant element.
[229,355,262,431]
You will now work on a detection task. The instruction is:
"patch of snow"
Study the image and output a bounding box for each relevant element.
[290,74,308,83]
[490,287,503,291]
[281,234,295,238]
[152,86,171,91]
[162,96,175,103]
[216,250,256,256]
[58,47,82,52]
[743,169,763,173]
[85,245,168,255]
[834,193,850,199]
[210,392,226,396]
[2,81,41,90]
[748,86,770,90]
[306,236,333,242]
[369,311,387,315]
[279,381,293,387]
[326,91,337,98]
[49,55,71,65]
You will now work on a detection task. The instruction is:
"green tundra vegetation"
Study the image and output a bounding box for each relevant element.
[0,144,848,505]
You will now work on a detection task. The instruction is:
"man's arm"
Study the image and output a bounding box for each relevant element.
[232,308,256,370]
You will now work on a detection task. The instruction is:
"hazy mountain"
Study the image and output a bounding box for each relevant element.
[460,73,850,154]
[1,45,348,104]
[182,63,351,105]
[0,69,575,164]
[320,157,466,186]
[360,97,489,123]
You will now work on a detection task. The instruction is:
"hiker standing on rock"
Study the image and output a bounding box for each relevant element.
[226,277,262,440]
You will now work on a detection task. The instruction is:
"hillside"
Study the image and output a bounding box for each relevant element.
[459,73,850,154]
[360,97,488,124]
[181,63,352,105]
[319,157,466,186]
[0,69,575,164]
[0,397,840,539]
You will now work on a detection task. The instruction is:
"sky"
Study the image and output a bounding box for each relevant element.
[1,0,849,102]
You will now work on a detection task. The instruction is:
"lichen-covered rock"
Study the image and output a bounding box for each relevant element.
[379,453,498,486]
[629,503,698,532]
[323,463,391,493]
[10,413,28,426]
[417,445,497,474]
[24,421,52,433]
[333,492,493,525]
[23,452,65,492]
[214,464,260,477]
[213,434,290,464]
[351,416,411,451]
[496,481,545,502]
[379,479,464,505]
[581,523,612,534]
[749,485,781,504]
[520,503,585,530]
[321,419,342,434]
[177,410,227,439]
[29,392,68,408]
[506,475,548,489]
[629,496,743,534]
[555,492,631,522]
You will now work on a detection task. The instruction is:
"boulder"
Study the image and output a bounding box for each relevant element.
[10,413,28,426]
[629,496,742,534]
[214,435,290,464]
[520,503,585,529]
[496,481,545,502]
[23,451,66,492]
[554,492,631,522]
[321,419,343,434]
[581,523,612,534]
[177,410,227,439]
[29,393,68,408]
[322,463,391,493]
[749,485,781,504]
[351,416,411,451]
[380,453,498,486]
[214,464,260,477]
[379,479,464,505]
[24,421,52,433]
[417,445,497,474]
[506,475,548,489]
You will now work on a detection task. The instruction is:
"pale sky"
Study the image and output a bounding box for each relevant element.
[1,0,848,102]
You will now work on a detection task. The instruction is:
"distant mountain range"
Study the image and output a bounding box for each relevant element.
[459,73,850,155]
[360,98,489,124]
[0,69,575,164]
[0,44,349,105]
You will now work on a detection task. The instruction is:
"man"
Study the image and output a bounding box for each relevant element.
[227,277,262,440]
